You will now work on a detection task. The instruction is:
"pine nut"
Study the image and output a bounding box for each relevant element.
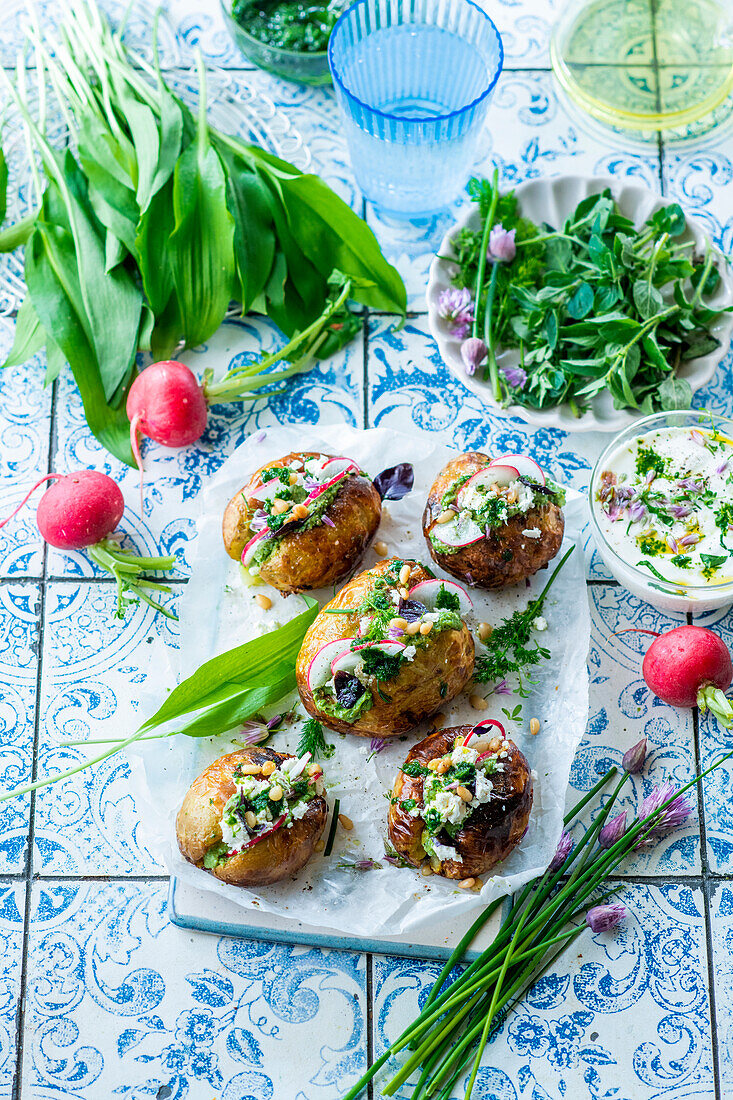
[459,877,476,890]
[469,694,488,711]
[472,878,483,892]
[291,503,309,520]
[489,737,502,752]
[419,621,433,636]
[436,756,452,774]
[256,594,272,610]
[245,810,257,829]
[271,498,291,515]
[436,509,455,524]
[307,763,320,776]
[261,760,277,776]
[289,472,299,485]
[406,621,421,636]
[338,813,354,831]
[456,785,473,802]
[399,563,411,586]
[427,758,441,771]
[269,785,284,801]
[421,864,433,876]
[315,839,325,851]
[399,587,409,599]
[374,540,388,556]
[390,617,409,630]
[530,718,540,735]
[477,622,492,641]
[429,856,441,873]
[238,764,261,775]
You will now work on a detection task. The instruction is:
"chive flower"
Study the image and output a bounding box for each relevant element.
[622,737,647,774]
[487,224,516,263]
[501,364,528,390]
[586,902,627,933]
[637,782,693,844]
[549,830,573,870]
[599,810,627,849]
[460,337,488,376]
[437,287,474,339]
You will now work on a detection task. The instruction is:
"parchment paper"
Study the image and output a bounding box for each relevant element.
[130,425,590,937]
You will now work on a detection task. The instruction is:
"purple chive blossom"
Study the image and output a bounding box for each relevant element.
[252,430,267,444]
[599,811,627,849]
[645,469,656,485]
[550,830,573,870]
[616,486,634,501]
[678,533,699,547]
[586,902,628,933]
[717,460,729,475]
[337,858,383,872]
[502,364,528,390]
[622,737,647,774]
[437,287,474,339]
[460,337,488,376]
[607,504,622,523]
[487,224,517,263]
[303,475,322,491]
[250,509,269,532]
[239,725,271,746]
[370,737,387,756]
[486,679,512,697]
[322,515,336,527]
[383,854,404,868]
[678,477,703,492]
[387,627,405,640]
[667,535,679,554]
[628,501,647,522]
[465,572,475,586]
[637,782,693,843]
[690,429,705,446]
[669,503,692,520]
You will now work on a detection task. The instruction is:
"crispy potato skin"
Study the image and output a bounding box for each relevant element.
[295,558,475,737]
[176,747,327,887]
[388,727,533,879]
[222,451,382,594]
[422,452,564,589]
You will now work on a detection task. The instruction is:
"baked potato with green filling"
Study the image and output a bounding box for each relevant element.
[222,450,382,594]
[388,725,532,879]
[176,746,327,887]
[423,452,565,589]
[295,557,475,737]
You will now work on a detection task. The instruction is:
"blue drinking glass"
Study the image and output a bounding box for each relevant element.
[328,0,503,217]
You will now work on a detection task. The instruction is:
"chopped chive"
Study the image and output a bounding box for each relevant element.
[323,797,340,857]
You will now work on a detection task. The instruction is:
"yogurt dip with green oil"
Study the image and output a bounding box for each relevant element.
[595,424,733,588]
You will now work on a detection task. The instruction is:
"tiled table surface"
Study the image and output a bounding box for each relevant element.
[2,1,733,1097]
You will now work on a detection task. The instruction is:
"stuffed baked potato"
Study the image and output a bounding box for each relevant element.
[176,746,327,887]
[388,724,532,879]
[423,452,565,589]
[223,451,382,594]
[296,557,475,737]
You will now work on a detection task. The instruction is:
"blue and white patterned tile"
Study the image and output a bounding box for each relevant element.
[572,585,698,875]
[34,582,179,875]
[0,582,38,873]
[690,601,733,874]
[47,319,364,580]
[366,71,660,310]
[0,321,51,579]
[709,882,733,1097]
[373,882,714,1100]
[24,879,367,1100]
[0,881,26,1099]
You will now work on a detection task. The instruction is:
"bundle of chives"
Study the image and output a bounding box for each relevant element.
[343,739,731,1100]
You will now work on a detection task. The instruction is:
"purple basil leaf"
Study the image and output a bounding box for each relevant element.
[399,599,428,622]
[334,671,366,709]
[374,463,414,501]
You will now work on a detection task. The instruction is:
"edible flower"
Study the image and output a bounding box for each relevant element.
[549,830,573,870]
[586,902,627,933]
[637,782,693,843]
[502,364,528,390]
[487,223,516,263]
[599,810,627,849]
[460,337,488,376]
[437,287,474,339]
[622,737,647,774]
[337,858,383,871]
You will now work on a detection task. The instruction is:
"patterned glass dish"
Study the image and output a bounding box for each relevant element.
[588,409,733,613]
[220,0,333,85]
[328,0,503,216]
[427,174,733,432]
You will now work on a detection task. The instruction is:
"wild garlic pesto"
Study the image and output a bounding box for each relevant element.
[596,425,733,586]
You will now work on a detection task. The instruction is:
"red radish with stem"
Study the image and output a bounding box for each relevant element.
[618,625,733,728]
[0,470,178,621]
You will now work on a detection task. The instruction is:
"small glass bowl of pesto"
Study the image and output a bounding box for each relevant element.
[221,0,342,85]
[589,410,733,614]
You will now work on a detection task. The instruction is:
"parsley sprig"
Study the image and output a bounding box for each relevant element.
[474,545,574,693]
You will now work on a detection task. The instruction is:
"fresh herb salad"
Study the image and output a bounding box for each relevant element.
[440,175,729,417]
[596,424,733,586]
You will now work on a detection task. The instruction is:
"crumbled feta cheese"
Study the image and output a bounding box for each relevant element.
[473,771,494,804]
[423,611,441,623]
[432,788,469,826]
[403,645,417,661]
[432,841,462,863]
[515,481,535,512]
[290,800,309,821]
[522,527,541,538]
[451,744,478,765]
[533,616,548,631]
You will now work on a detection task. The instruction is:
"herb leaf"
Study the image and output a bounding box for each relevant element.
[297,717,335,760]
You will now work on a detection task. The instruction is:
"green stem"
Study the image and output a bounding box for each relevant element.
[87,539,179,621]
[471,167,499,341]
[482,263,503,402]
[698,684,733,730]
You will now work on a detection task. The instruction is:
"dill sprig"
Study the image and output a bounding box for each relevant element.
[297,718,334,760]
[473,545,575,694]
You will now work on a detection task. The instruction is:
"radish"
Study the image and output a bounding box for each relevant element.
[242,527,273,567]
[408,579,473,615]
[622,625,733,729]
[490,454,546,486]
[306,638,358,691]
[0,471,178,622]
[320,458,360,479]
[459,467,519,504]
[331,640,407,677]
[331,649,363,678]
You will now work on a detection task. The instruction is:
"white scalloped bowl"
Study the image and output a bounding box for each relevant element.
[426,175,733,433]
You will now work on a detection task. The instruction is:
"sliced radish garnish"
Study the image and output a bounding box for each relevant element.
[408,579,473,615]
[304,470,350,505]
[457,466,520,509]
[353,640,406,658]
[284,752,311,780]
[332,639,406,677]
[489,454,546,486]
[249,480,284,503]
[242,527,272,567]
[320,457,359,480]
[241,813,287,849]
[331,649,363,677]
[307,638,357,691]
[472,718,506,738]
[431,513,484,548]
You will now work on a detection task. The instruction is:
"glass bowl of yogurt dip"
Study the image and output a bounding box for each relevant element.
[589,410,733,614]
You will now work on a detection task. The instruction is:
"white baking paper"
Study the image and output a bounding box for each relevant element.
[130,425,590,937]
